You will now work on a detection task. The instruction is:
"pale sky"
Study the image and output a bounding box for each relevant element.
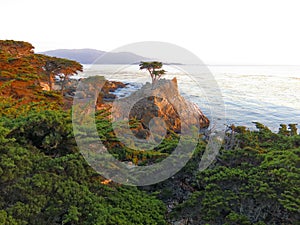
[1,0,300,65]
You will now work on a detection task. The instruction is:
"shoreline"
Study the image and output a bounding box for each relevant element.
[65,75,300,132]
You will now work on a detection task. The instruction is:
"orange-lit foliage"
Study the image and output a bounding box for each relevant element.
[0,40,82,114]
[100,179,112,185]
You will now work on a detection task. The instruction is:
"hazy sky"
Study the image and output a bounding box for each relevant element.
[1,0,300,65]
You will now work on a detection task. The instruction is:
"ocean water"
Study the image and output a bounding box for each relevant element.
[77,64,300,131]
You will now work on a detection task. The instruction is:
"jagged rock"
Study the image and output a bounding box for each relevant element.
[103,80,126,92]
[113,77,209,135]
[67,77,126,102]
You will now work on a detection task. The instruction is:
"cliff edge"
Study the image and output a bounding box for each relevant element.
[112,77,209,137]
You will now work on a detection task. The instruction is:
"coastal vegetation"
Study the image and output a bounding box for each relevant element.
[0,40,299,224]
[165,123,300,224]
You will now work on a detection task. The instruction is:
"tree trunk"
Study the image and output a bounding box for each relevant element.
[60,77,66,96]
[48,72,53,91]
[151,77,157,90]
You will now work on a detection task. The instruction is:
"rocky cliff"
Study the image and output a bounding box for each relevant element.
[112,77,209,137]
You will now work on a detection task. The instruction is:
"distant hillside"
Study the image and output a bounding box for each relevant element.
[40,49,151,64]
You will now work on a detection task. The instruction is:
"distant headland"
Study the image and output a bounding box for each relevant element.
[40,48,183,65]
[40,48,149,64]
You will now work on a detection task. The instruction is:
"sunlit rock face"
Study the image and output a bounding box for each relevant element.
[115,77,209,136]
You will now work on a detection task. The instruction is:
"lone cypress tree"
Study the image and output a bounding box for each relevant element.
[139,61,166,89]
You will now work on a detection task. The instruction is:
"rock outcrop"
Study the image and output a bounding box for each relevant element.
[112,77,209,136]
[69,77,126,102]
[74,76,209,139]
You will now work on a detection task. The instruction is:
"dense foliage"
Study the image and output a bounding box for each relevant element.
[0,110,167,225]
[168,123,300,224]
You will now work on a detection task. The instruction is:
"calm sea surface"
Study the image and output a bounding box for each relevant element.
[78,65,300,131]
